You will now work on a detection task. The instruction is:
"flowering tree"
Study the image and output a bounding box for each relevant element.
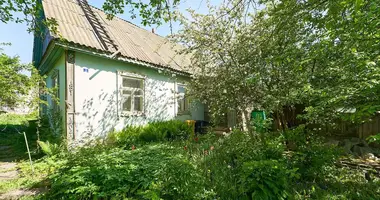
[0,52,32,109]
[175,0,380,133]
[0,44,48,114]
[173,2,311,133]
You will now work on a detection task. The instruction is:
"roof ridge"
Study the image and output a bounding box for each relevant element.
[87,3,167,39]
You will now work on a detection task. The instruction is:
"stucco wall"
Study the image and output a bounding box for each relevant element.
[74,52,204,140]
[46,54,66,112]
[45,54,66,135]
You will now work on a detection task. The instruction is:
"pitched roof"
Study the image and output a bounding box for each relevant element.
[41,0,191,73]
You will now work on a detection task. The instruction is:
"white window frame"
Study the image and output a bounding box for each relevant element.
[176,83,190,115]
[119,71,146,116]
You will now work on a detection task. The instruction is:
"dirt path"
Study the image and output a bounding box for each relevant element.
[0,146,37,200]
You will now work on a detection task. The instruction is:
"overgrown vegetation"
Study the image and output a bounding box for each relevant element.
[2,117,378,199]
[0,113,38,159]
[107,120,192,146]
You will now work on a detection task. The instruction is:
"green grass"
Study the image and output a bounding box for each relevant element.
[0,159,51,196]
[0,113,36,125]
[0,113,41,197]
[0,113,39,160]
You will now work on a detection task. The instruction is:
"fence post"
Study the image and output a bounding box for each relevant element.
[23,132,35,175]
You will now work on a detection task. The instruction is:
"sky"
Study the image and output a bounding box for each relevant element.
[0,0,221,64]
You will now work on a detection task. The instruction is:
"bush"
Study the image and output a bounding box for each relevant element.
[241,160,298,200]
[107,120,192,146]
[200,130,286,199]
[283,125,342,180]
[290,141,341,180]
[144,120,192,141]
[37,140,62,157]
[43,144,210,199]
[107,125,144,146]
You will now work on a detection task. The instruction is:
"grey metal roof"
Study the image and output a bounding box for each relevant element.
[42,0,192,73]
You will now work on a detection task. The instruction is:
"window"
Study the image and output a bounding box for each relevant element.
[121,76,144,114]
[177,84,189,114]
[51,72,59,110]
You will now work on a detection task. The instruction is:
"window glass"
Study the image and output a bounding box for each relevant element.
[134,97,143,111]
[123,78,143,89]
[177,85,188,114]
[121,76,144,114]
[122,96,132,111]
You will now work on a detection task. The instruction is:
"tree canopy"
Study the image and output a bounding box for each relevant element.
[0,51,32,108]
[174,0,380,131]
[0,0,181,30]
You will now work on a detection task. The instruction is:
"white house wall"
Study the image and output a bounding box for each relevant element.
[46,55,66,113]
[74,52,204,140]
[45,54,66,135]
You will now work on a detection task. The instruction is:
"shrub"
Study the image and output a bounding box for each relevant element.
[107,125,144,146]
[43,144,210,199]
[145,120,192,141]
[107,120,192,146]
[290,141,341,180]
[201,130,286,199]
[367,133,380,144]
[284,126,342,180]
[241,160,298,200]
[37,140,62,157]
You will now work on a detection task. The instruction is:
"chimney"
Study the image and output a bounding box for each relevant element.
[152,28,155,34]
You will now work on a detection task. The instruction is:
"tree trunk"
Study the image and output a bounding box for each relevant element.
[280,112,288,131]
[241,107,253,135]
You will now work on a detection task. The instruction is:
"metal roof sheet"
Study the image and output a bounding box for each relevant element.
[42,0,192,73]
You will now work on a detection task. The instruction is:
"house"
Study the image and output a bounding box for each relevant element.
[32,0,205,142]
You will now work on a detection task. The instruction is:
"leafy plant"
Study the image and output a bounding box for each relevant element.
[107,120,192,147]
[199,130,286,199]
[43,144,209,199]
[107,125,144,146]
[37,140,61,157]
[367,133,380,144]
[241,160,297,200]
[286,131,342,180]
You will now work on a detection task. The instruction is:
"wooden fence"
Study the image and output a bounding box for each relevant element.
[357,113,380,139]
[336,113,380,139]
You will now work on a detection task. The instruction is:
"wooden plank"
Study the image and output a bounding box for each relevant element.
[65,50,76,141]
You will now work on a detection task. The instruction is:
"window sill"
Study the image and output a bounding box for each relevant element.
[177,111,191,116]
[120,112,145,117]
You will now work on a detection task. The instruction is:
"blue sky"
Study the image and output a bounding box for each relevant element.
[0,0,221,64]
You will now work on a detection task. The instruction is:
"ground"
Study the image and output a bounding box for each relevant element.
[0,114,40,200]
[0,145,37,200]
